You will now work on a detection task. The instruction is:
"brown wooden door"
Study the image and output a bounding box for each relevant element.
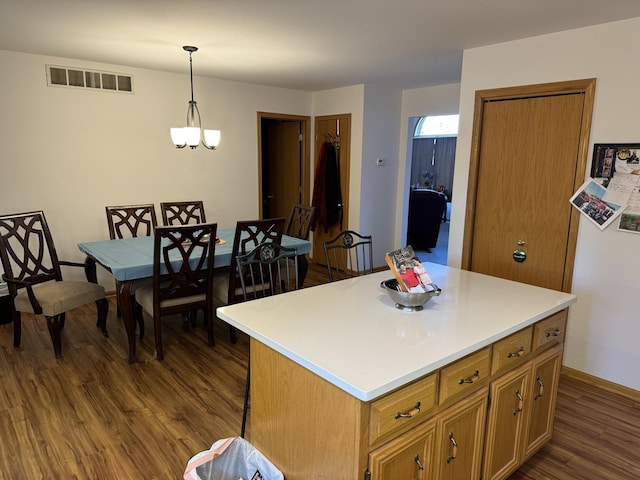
[463,80,596,292]
[258,113,310,220]
[312,114,351,262]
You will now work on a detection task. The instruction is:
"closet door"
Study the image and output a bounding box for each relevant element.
[463,79,596,292]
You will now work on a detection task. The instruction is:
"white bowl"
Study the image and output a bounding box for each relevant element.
[380,279,441,311]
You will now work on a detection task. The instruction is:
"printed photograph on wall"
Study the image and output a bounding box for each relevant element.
[570,178,624,230]
[591,143,640,186]
[617,184,640,234]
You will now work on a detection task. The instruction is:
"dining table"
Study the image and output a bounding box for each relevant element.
[78,227,311,362]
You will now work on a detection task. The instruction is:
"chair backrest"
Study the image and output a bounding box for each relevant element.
[236,242,299,301]
[228,218,285,304]
[285,204,316,240]
[0,211,62,294]
[323,230,374,281]
[160,201,206,226]
[105,204,158,239]
[152,223,217,315]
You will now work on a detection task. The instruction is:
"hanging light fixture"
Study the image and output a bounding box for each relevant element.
[170,46,220,150]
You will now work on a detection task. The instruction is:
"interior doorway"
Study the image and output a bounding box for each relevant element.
[409,115,458,266]
[258,112,311,220]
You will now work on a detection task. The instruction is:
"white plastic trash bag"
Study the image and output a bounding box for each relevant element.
[184,437,284,480]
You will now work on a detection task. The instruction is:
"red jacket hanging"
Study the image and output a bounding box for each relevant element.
[311,141,343,232]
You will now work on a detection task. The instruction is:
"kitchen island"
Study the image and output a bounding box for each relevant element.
[217,263,577,480]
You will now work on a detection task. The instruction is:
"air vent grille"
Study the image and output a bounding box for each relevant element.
[46,64,134,93]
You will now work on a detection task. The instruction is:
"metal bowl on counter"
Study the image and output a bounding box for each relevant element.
[380,279,441,311]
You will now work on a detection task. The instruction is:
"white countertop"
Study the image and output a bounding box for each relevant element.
[217,263,577,401]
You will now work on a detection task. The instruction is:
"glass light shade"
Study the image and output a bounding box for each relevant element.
[203,129,221,148]
[184,127,200,147]
[170,127,186,147]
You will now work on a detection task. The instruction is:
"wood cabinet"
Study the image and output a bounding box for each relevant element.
[483,310,567,480]
[369,389,488,480]
[483,363,531,479]
[250,309,568,480]
[433,388,488,480]
[368,420,436,480]
[523,346,563,458]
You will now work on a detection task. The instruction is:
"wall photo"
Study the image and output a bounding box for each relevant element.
[570,178,624,230]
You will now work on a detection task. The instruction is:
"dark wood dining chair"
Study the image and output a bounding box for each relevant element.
[0,211,109,359]
[284,204,315,286]
[323,230,374,281]
[285,204,315,240]
[105,203,157,338]
[235,241,300,438]
[133,223,218,360]
[105,204,158,239]
[212,218,286,342]
[160,201,206,226]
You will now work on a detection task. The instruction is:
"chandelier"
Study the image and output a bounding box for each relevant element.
[170,46,220,150]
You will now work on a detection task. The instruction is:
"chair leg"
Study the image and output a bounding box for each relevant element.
[154,313,164,361]
[95,298,109,337]
[12,310,21,348]
[205,310,214,348]
[241,364,250,438]
[45,314,64,359]
[115,280,123,317]
[60,312,66,330]
[135,303,145,340]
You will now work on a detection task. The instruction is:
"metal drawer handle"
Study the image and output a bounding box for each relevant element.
[546,328,561,338]
[507,346,525,358]
[458,370,480,384]
[513,390,524,415]
[395,401,421,419]
[534,377,545,400]
[414,454,424,471]
[447,432,458,463]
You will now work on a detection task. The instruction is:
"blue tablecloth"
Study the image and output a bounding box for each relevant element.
[77,228,311,282]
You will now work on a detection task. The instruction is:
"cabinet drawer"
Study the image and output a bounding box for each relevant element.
[491,326,532,375]
[438,347,491,405]
[532,310,567,352]
[369,373,437,445]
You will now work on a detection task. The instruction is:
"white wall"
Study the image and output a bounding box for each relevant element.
[451,18,640,390]
[0,49,311,289]
[360,84,402,263]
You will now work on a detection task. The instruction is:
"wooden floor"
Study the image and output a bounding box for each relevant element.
[0,263,638,479]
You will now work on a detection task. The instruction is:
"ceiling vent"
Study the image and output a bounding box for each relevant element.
[45,64,134,93]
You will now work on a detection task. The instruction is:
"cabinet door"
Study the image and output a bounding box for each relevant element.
[483,365,530,480]
[523,347,562,458]
[368,420,435,480]
[434,387,488,480]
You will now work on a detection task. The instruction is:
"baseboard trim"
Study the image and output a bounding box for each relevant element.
[561,366,640,402]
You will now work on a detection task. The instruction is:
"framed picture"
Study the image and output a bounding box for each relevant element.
[591,143,640,186]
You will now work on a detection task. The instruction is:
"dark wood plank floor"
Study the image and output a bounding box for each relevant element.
[0,262,638,479]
